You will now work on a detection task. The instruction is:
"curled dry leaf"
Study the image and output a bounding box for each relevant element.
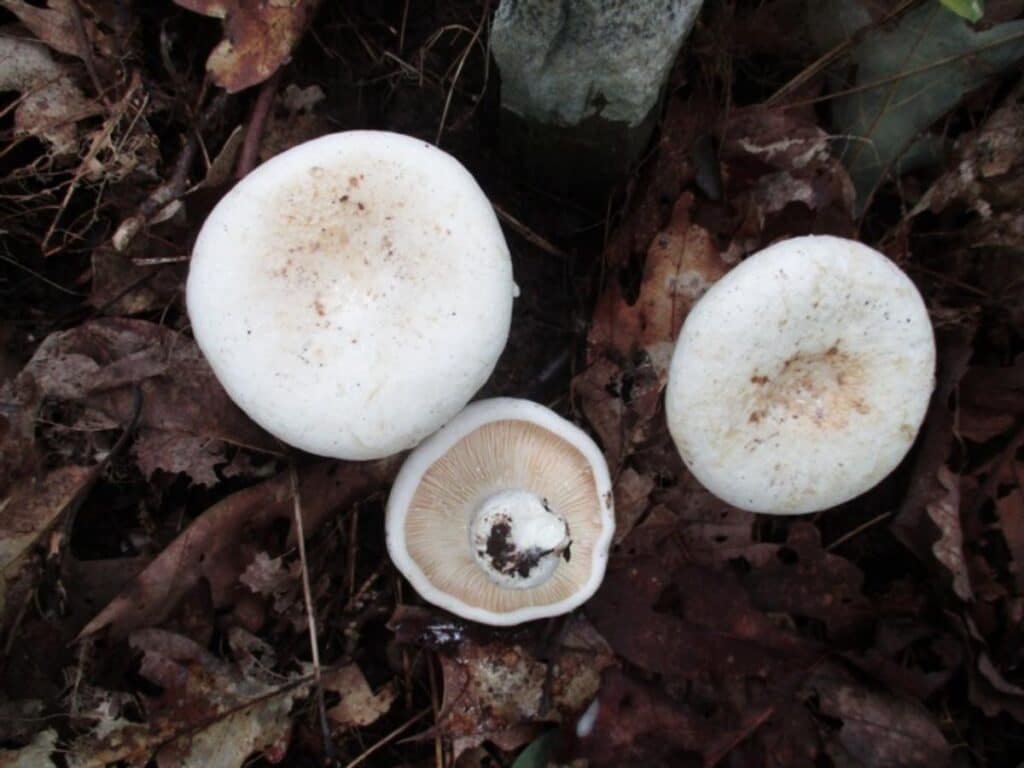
[79,459,395,639]
[175,0,321,93]
[323,664,396,729]
[69,628,309,768]
[0,33,100,156]
[0,0,112,60]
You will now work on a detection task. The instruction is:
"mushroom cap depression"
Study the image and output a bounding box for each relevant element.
[386,398,615,625]
[666,235,936,515]
[187,131,515,459]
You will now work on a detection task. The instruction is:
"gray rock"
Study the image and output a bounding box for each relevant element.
[490,0,702,188]
[492,0,703,128]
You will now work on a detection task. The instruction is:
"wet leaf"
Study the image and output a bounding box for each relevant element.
[175,0,321,92]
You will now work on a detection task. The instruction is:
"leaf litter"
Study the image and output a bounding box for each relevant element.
[1,0,1024,766]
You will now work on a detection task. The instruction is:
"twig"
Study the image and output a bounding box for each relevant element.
[237,70,282,179]
[493,204,568,258]
[826,511,893,551]
[428,652,444,768]
[289,462,336,764]
[112,91,228,252]
[765,0,921,106]
[69,0,112,110]
[343,708,432,768]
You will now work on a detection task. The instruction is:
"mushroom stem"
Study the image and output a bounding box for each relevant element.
[470,490,571,589]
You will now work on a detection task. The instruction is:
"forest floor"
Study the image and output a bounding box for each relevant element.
[1,1,1023,766]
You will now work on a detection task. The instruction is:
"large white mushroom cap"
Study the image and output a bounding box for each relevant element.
[386,398,615,625]
[187,131,515,459]
[666,235,936,515]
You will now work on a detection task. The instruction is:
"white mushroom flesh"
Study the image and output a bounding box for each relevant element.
[666,235,936,515]
[470,489,571,589]
[187,131,514,459]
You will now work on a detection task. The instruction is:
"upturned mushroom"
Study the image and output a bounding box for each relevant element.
[187,131,515,460]
[665,235,936,515]
[386,398,614,625]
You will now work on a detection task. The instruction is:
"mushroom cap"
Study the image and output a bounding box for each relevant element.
[386,398,615,625]
[187,131,514,460]
[665,235,936,515]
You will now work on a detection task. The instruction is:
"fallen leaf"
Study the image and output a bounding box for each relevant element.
[397,610,614,758]
[324,664,396,728]
[805,662,951,768]
[0,33,100,156]
[995,478,1024,591]
[611,468,654,545]
[927,466,972,601]
[79,459,395,639]
[175,0,321,92]
[0,0,112,60]
[0,728,57,768]
[1,466,92,628]
[17,318,278,484]
[69,628,309,768]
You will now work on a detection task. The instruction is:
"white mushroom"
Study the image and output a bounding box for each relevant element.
[186,131,515,460]
[665,235,936,515]
[386,398,614,625]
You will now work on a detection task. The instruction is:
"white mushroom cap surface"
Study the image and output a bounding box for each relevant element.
[187,131,514,459]
[666,235,936,515]
[386,398,615,625]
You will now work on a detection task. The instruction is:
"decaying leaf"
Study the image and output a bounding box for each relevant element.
[0,0,113,60]
[927,466,972,601]
[324,664,396,728]
[79,459,394,639]
[175,0,321,92]
[0,33,100,156]
[1,466,92,629]
[69,628,309,768]
[16,318,278,484]
[805,662,951,767]
[393,608,614,757]
[0,728,57,768]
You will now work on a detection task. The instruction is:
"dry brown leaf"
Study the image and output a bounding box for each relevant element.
[806,662,950,768]
[324,664,396,728]
[0,33,100,156]
[393,609,613,758]
[611,468,654,545]
[995,478,1024,592]
[0,0,113,60]
[69,628,307,768]
[1,466,92,628]
[175,0,321,92]
[927,466,971,601]
[0,728,57,768]
[18,318,277,484]
[79,459,394,639]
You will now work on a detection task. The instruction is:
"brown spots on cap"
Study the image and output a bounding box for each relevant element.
[746,343,869,432]
[312,296,326,317]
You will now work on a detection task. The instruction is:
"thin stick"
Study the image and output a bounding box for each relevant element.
[428,653,444,768]
[237,70,282,178]
[344,708,432,768]
[290,463,336,763]
[493,204,568,258]
[826,511,893,552]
